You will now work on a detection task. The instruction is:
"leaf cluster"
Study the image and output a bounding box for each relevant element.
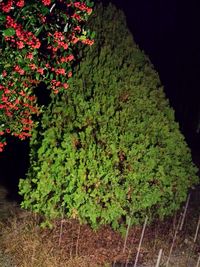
[19,4,199,230]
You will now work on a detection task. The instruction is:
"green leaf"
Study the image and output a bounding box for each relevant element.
[34,26,44,37]
[19,3,199,233]
[0,14,6,22]
[3,28,16,37]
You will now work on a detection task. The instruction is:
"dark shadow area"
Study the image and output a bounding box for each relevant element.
[33,81,51,106]
[0,82,51,202]
[0,138,30,202]
[102,0,200,157]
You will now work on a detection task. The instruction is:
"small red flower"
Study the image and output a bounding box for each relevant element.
[17,41,24,49]
[37,68,44,75]
[55,68,66,75]
[16,0,25,8]
[14,65,25,75]
[41,0,51,6]
[68,71,72,78]
[26,53,34,60]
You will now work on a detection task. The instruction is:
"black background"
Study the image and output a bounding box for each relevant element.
[106,0,200,151]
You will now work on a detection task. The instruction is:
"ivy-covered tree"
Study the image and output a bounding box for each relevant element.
[19,3,198,230]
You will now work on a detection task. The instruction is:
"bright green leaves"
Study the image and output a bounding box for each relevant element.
[19,3,199,231]
[2,28,15,37]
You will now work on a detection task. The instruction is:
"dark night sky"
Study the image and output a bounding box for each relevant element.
[0,0,200,199]
[104,0,200,150]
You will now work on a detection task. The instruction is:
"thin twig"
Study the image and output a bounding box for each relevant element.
[166,212,182,267]
[155,249,163,267]
[50,3,56,13]
[64,23,69,33]
[179,193,190,231]
[133,216,148,267]
[123,217,132,253]
[194,214,200,243]
[196,254,200,267]
[187,214,200,264]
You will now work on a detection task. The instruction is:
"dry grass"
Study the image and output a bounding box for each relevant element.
[0,211,99,267]
[0,195,199,267]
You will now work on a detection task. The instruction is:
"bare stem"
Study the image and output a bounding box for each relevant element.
[155,249,163,267]
[194,214,200,243]
[133,216,148,267]
[187,214,200,264]
[196,254,200,267]
[123,217,132,253]
[50,3,56,13]
[166,212,182,267]
[179,193,190,231]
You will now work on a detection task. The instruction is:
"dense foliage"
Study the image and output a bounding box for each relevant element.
[0,0,94,151]
[19,4,198,230]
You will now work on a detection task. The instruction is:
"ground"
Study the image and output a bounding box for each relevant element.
[0,185,199,267]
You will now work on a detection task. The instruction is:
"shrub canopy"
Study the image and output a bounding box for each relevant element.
[19,3,198,230]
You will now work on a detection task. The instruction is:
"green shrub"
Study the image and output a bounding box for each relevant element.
[19,3,198,230]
